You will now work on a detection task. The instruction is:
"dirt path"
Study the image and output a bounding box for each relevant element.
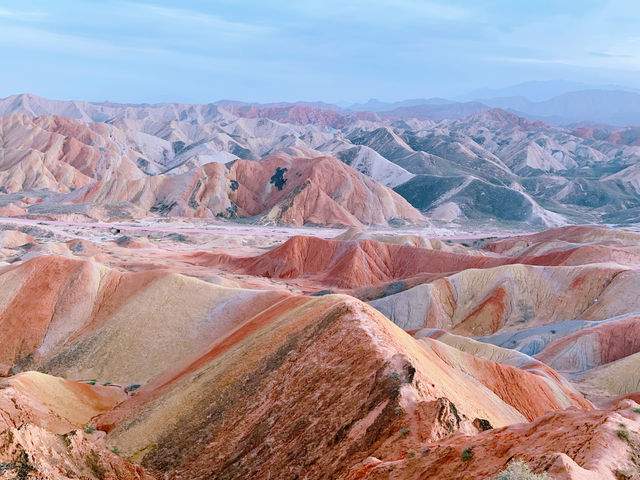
[0,216,536,241]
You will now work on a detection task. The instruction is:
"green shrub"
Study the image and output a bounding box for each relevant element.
[110,447,120,455]
[617,428,630,441]
[405,449,416,458]
[398,428,410,437]
[84,427,95,434]
[495,460,551,479]
[632,407,640,414]
[461,447,473,461]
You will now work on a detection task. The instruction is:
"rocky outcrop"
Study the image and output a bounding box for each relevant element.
[0,372,152,479]
[346,400,640,480]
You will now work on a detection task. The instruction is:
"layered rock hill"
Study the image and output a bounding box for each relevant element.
[0,254,598,479]
[4,91,640,479]
[193,235,505,289]
[227,155,422,226]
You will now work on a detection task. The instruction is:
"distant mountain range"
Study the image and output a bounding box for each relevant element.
[479,89,640,126]
[8,79,640,127]
[456,80,640,102]
[346,81,640,126]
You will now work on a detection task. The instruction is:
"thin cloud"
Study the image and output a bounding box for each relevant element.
[488,54,640,71]
[0,23,293,74]
[590,51,635,59]
[2,0,640,102]
[118,2,275,36]
[278,0,473,26]
[0,7,46,20]
[487,56,570,65]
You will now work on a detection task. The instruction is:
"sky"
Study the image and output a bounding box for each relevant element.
[1,0,640,104]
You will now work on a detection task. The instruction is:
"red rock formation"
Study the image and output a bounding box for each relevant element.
[0,372,153,479]
[0,225,638,479]
[0,424,153,479]
[229,154,424,226]
[572,125,640,146]
[0,115,423,225]
[226,104,355,128]
[190,235,505,289]
[0,255,289,383]
[0,114,144,194]
[187,231,640,293]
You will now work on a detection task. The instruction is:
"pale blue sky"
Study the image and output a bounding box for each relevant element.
[1,0,639,103]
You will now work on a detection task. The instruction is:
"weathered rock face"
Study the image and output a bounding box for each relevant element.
[0,372,153,479]
[0,425,153,480]
[345,400,640,480]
